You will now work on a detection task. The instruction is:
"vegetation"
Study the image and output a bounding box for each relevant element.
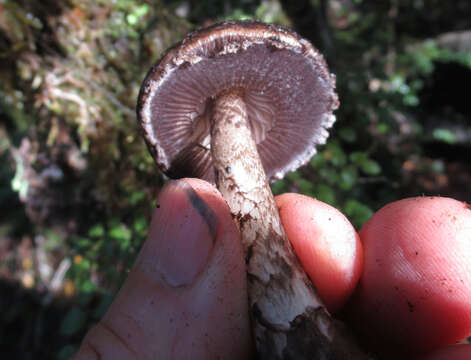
[1,0,470,358]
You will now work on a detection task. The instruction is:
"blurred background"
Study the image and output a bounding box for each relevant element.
[1,0,470,358]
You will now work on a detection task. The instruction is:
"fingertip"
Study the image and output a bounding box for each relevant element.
[347,197,471,355]
[276,193,363,313]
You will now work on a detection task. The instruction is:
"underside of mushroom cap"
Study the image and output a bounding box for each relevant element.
[137,21,339,184]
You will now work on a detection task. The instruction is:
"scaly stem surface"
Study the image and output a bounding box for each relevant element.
[210,88,370,359]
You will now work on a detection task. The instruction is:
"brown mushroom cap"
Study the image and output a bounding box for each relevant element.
[137,21,339,184]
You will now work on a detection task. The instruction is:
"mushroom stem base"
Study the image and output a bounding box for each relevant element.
[210,88,370,359]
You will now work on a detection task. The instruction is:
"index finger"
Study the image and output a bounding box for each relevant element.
[276,193,364,314]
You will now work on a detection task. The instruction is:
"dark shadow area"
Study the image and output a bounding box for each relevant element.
[280,0,333,57]
[395,0,471,38]
[418,60,471,163]
[420,61,471,120]
[0,278,102,360]
[187,0,261,24]
[414,61,471,202]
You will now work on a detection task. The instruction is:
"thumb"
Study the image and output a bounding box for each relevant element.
[74,179,252,360]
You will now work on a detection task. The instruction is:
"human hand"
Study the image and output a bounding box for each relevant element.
[73,178,471,360]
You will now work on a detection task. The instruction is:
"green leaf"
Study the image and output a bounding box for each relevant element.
[349,151,368,165]
[109,223,131,241]
[11,152,28,198]
[129,190,145,205]
[271,180,287,195]
[77,236,91,247]
[432,128,456,144]
[298,179,314,196]
[226,9,253,21]
[314,184,336,205]
[338,127,357,142]
[310,153,326,168]
[75,257,91,271]
[325,142,347,167]
[403,93,419,106]
[80,279,96,293]
[361,159,382,175]
[339,167,357,190]
[133,217,148,234]
[60,306,87,337]
[286,171,301,182]
[126,4,149,25]
[344,200,373,228]
[318,167,340,185]
[88,224,105,238]
[44,230,62,250]
[376,123,389,134]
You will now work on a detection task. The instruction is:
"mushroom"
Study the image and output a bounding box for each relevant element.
[137,21,369,359]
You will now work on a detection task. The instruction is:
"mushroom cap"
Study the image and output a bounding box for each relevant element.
[137,21,338,184]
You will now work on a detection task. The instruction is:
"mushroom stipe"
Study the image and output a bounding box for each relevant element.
[138,21,371,359]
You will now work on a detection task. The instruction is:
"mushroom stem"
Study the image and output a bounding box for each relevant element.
[210,88,370,359]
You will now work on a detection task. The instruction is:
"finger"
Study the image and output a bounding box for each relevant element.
[74,178,252,360]
[419,344,471,360]
[276,193,364,313]
[345,197,471,357]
